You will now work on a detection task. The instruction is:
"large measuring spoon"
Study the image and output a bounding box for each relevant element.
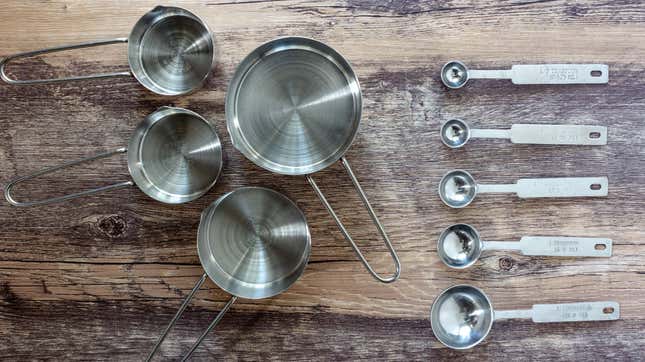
[437,223,612,269]
[440,119,607,148]
[438,170,607,208]
[430,284,620,350]
[441,60,608,89]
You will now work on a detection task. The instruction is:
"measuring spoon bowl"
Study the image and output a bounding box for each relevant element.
[437,224,483,269]
[441,61,469,89]
[438,170,478,208]
[440,119,471,148]
[430,285,493,349]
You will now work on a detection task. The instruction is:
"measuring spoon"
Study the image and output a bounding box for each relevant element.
[440,119,607,148]
[438,170,607,208]
[441,60,608,89]
[430,285,620,349]
[437,223,612,269]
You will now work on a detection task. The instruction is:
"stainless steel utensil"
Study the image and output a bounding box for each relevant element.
[440,119,607,148]
[226,36,400,283]
[441,60,608,89]
[438,170,607,208]
[0,6,214,96]
[430,285,619,350]
[4,107,221,206]
[146,187,311,361]
[437,223,612,269]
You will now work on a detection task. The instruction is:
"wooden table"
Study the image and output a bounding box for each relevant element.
[1,1,644,360]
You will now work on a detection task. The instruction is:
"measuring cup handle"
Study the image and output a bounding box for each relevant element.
[180,296,238,361]
[146,274,206,362]
[0,38,130,84]
[4,147,132,207]
[306,157,401,283]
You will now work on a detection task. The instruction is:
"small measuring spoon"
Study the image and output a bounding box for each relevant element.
[430,285,620,349]
[441,60,608,89]
[438,170,607,208]
[437,224,612,269]
[440,119,607,148]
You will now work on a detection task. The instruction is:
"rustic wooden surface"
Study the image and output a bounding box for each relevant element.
[1,0,644,360]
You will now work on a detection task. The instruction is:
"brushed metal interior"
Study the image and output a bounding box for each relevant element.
[226,37,362,175]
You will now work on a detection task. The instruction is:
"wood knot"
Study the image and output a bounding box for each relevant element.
[97,215,128,238]
[498,257,515,271]
[0,282,19,304]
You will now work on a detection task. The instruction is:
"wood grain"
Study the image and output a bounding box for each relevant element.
[1,0,644,360]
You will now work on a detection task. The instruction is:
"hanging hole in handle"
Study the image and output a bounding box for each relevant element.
[590,70,603,77]
[594,243,607,250]
[589,132,601,139]
[590,183,602,190]
[603,307,615,314]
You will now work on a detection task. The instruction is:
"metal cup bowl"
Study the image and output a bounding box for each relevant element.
[128,6,215,95]
[438,170,478,208]
[437,224,483,269]
[128,107,222,204]
[226,37,362,175]
[197,187,311,299]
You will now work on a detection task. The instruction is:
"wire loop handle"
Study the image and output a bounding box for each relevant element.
[0,38,130,84]
[145,274,237,361]
[4,148,131,207]
[307,157,401,283]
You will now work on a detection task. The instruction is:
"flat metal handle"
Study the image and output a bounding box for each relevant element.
[515,177,608,198]
[510,64,608,84]
[470,64,608,84]
[483,237,612,257]
[4,147,132,207]
[145,274,238,362]
[510,124,607,145]
[0,38,130,84]
[494,301,620,323]
[306,157,401,283]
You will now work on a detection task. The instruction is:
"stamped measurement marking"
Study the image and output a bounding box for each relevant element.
[540,66,579,81]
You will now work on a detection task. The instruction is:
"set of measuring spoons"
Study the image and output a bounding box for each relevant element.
[432,61,619,350]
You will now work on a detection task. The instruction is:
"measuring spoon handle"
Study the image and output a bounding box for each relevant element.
[510,124,607,145]
[519,236,612,257]
[494,302,620,322]
[510,64,608,84]
[515,177,608,198]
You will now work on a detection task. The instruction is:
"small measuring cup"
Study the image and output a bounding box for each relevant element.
[438,170,608,208]
[437,223,612,269]
[440,119,607,148]
[441,60,608,89]
[4,107,222,207]
[0,6,214,96]
[430,284,620,349]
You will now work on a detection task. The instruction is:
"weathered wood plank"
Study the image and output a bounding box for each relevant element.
[1,0,644,360]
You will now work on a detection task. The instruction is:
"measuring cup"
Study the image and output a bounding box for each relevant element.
[0,6,214,96]
[441,60,608,89]
[438,170,607,208]
[4,107,222,207]
[146,187,311,361]
[226,37,400,283]
[440,119,607,148]
[430,284,620,349]
[437,223,612,269]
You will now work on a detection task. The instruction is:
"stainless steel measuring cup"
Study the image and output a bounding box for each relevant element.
[226,36,400,283]
[0,6,214,96]
[438,170,608,208]
[430,285,620,349]
[146,187,311,361]
[437,223,612,269]
[441,60,608,89]
[4,107,222,206]
[440,119,607,148]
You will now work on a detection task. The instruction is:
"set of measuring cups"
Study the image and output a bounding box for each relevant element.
[431,61,620,349]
